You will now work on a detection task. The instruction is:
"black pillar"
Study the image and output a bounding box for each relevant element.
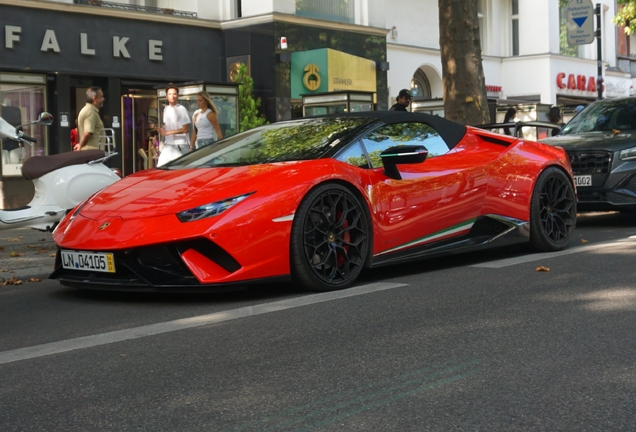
[56,74,72,153]
[105,77,122,171]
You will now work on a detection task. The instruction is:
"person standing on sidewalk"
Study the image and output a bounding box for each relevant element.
[74,87,104,151]
[190,91,223,150]
[390,89,411,112]
[157,84,191,166]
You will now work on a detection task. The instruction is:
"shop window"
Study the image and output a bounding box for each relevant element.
[410,69,431,99]
[296,0,355,24]
[0,76,47,177]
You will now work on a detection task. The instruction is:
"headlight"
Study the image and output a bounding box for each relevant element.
[177,192,255,222]
[620,146,636,161]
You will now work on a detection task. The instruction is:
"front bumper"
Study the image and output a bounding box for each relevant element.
[569,150,636,210]
[49,238,290,292]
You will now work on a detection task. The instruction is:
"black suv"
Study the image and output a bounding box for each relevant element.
[542,97,636,212]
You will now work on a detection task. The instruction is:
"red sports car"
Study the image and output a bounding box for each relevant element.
[51,112,577,292]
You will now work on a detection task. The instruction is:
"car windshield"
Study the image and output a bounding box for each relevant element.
[560,99,636,135]
[162,117,371,169]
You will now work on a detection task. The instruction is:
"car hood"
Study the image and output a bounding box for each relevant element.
[79,163,303,221]
[541,132,636,151]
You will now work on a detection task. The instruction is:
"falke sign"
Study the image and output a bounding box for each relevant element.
[556,72,600,93]
[0,6,222,82]
[4,25,163,61]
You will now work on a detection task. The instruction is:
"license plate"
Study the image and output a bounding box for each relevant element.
[61,250,115,273]
[574,175,592,187]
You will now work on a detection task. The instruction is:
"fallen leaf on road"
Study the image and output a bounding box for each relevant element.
[27,245,39,249]
[39,238,46,242]
[8,237,22,242]
[536,266,550,272]
[0,269,7,272]
[26,278,41,283]
[9,251,24,257]
[0,246,4,250]
[48,253,56,257]
[39,249,48,253]
[581,239,589,243]
[1,277,22,285]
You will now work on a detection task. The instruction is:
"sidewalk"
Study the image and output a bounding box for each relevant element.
[0,227,57,284]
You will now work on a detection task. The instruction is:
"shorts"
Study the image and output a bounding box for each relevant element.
[195,138,216,149]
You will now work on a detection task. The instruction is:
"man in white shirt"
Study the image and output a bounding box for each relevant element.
[157,84,191,166]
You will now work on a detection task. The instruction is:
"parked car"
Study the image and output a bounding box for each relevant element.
[51,112,576,293]
[541,97,636,212]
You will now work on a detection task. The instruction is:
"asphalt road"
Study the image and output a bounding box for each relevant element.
[1,212,636,431]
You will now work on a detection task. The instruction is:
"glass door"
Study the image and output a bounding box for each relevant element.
[0,75,47,177]
[121,91,159,176]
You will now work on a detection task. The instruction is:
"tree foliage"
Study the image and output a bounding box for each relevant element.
[614,0,636,35]
[438,0,490,125]
[236,63,268,132]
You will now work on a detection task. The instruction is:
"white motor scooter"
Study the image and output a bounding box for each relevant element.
[0,112,121,231]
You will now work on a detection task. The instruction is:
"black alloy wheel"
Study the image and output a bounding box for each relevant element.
[529,167,577,251]
[290,183,370,292]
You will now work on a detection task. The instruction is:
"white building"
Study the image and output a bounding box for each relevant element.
[385,0,631,120]
[44,0,632,116]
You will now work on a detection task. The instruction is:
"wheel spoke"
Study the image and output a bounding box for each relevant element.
[538,175,576,242]
[302,189,368,286]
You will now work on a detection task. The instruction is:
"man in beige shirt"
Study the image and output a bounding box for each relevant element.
[75,86,105,151]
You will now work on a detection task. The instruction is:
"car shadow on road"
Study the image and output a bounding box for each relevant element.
[53,281,301,305]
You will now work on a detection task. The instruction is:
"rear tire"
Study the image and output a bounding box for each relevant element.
[290,184,371,292]
[529,167,576,252]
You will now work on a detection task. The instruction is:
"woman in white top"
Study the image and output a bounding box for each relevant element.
[190,91,223,150]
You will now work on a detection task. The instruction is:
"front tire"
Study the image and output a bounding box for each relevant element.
[529,167,576,251]
[290,184,371,292]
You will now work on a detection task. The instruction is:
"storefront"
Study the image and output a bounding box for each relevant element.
[0,3,388,207]
[0,2,229,206]
[223,19,388,122]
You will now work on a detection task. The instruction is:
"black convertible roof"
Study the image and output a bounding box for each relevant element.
[325,111,467,150]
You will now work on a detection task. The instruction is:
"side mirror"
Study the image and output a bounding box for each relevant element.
[380,145,428,180]
[37,112,54,126]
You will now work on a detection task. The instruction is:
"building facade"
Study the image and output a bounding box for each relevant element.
[386,0,631,122]
[1,0,634,207]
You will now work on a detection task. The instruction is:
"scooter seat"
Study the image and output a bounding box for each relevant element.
[22,150,106,180]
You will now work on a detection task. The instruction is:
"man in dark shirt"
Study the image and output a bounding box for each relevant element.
[390,89,411,111]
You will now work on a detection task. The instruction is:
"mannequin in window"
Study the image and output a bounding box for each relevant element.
[1,98,23,164]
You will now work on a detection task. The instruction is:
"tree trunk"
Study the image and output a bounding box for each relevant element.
[439,0,490,125]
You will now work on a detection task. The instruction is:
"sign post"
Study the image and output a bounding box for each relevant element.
[566,0,602,100]
[595,3,602,101]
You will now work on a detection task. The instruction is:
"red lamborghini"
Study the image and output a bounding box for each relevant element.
[51,112,576,292]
